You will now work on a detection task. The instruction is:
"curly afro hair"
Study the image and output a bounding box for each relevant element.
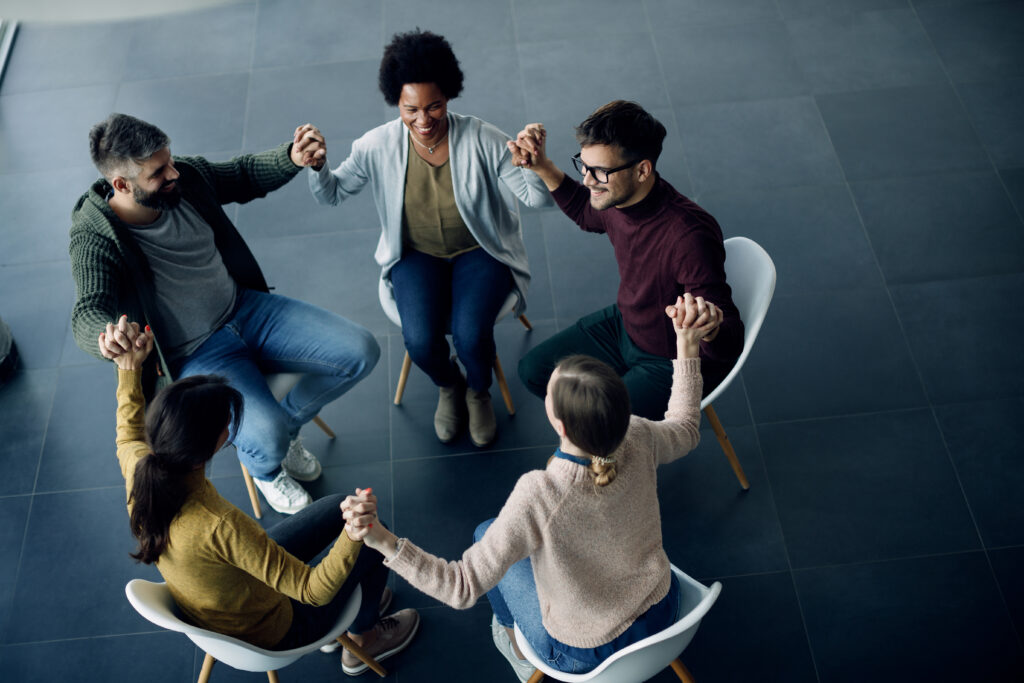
[378,29,464,106]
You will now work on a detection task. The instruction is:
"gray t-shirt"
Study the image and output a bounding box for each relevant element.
[125,199,237,361]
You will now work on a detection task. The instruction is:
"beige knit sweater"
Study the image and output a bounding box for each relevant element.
[116,369,362,648]
[385,358,702,648]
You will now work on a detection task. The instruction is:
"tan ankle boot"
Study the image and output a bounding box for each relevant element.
[434,382,464,443]
[466,387,497,447]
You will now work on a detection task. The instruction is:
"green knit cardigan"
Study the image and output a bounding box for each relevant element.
[69,143,301,396]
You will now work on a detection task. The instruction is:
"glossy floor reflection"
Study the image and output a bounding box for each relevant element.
[1,1,1022,681]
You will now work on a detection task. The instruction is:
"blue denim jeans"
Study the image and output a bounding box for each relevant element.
[474,519,682,675]
[267,494,389,647]
[175,288,380,480]
[389,247,513,392]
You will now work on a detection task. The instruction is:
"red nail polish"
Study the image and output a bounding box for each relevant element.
[368,523,373,528]
[145,325,151,332]
[365,487,372,495]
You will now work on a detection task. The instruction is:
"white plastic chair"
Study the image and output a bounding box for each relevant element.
[513,566,721,683]
[237,373,336,519]
[125,579,385,682]
[701,237,776,490]
[379,278,530,415]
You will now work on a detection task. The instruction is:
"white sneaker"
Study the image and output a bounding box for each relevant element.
[282,436,322,482]
[253,470,312,514]
[491,615,535,683]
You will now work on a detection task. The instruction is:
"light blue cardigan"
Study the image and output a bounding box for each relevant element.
[309,112,553,315]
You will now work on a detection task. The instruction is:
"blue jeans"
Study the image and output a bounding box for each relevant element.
[175,288,380,480]
[389,247,513,392]
[267,494,389,647]
[474,519,681,675]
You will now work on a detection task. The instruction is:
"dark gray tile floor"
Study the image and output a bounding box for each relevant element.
[0,1,1022,681]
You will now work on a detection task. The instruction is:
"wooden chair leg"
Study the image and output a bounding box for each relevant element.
[670,658,696,683]
[703,404,750,490]
[312,415,336,439]
[493,355,516,415]
[526,668,545,683]
[518,314,533,331]
[336,633,388,677]
[394,352,413,405]
[240,463,263,519]
[197,653,216,683]
[266,671,280,683]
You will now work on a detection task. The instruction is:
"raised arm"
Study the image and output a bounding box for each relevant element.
[108,320,155,479]
[509,123,607,234]
[71,230,126,362]
[308,128,373,207]
[648,294,717,465]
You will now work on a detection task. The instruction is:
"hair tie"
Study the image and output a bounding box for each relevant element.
[591,455,617,466]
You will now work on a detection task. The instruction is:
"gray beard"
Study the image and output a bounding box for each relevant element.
[134,183,182,210]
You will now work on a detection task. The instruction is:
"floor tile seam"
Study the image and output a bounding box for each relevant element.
[751,403,935,429]
[642,0,697,196]
[2,492,37,643]
[789,545,992,575]
[926,404,1023,648]
[28,483,122,496]
[2,629,168,647]
[248,54,383,79]
[511,1,564,330]
[390,444,553,465]
[908,0,1024,226]
[750,416,824,683]
[812,78,937,412]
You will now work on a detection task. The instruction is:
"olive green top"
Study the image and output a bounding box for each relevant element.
[401,148,479,258]
[115,369,362,648]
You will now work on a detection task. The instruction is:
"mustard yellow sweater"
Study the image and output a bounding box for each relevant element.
[116,369,361,648]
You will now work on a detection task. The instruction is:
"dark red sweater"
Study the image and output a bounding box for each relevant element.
[551,175,744,380]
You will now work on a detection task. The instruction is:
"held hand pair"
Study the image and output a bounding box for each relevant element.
[97,315,154,371]
[665,293,721,348]
[341,487,378,541]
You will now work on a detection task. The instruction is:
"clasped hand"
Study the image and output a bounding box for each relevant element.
[292,124,327,170]
[665,293,721,358]
[98,315,154,371]
[341,487,378,542]
[507,123,547,169]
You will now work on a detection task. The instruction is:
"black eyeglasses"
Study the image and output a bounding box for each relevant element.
[571,153,639,184]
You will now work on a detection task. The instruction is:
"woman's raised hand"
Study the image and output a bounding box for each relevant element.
[98,316,154,371]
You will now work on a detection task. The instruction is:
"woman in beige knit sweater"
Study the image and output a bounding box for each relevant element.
[344,293,717,679]
[104,318,419,676]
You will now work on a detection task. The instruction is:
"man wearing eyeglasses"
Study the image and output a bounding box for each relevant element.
[509,100,743,419]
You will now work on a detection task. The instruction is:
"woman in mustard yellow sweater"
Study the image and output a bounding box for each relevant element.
[103,317,418,676]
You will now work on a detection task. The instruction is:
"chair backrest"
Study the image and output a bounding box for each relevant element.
[514,566,721,683]
[701,236,777,408]
[125,579,360,673]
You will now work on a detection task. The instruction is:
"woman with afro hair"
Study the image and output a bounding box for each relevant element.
[306,29,552,448]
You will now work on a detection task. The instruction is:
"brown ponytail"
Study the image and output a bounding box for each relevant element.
[551,355,631,488]
[129,375,242,564]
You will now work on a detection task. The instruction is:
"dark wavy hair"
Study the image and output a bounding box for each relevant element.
[575,100,667,169]
[551,355,631,487]
[129,375,242,564]
[378,29,464,105]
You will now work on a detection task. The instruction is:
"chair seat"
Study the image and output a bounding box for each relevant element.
[125,579,361,673]
[513,566,720,683]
